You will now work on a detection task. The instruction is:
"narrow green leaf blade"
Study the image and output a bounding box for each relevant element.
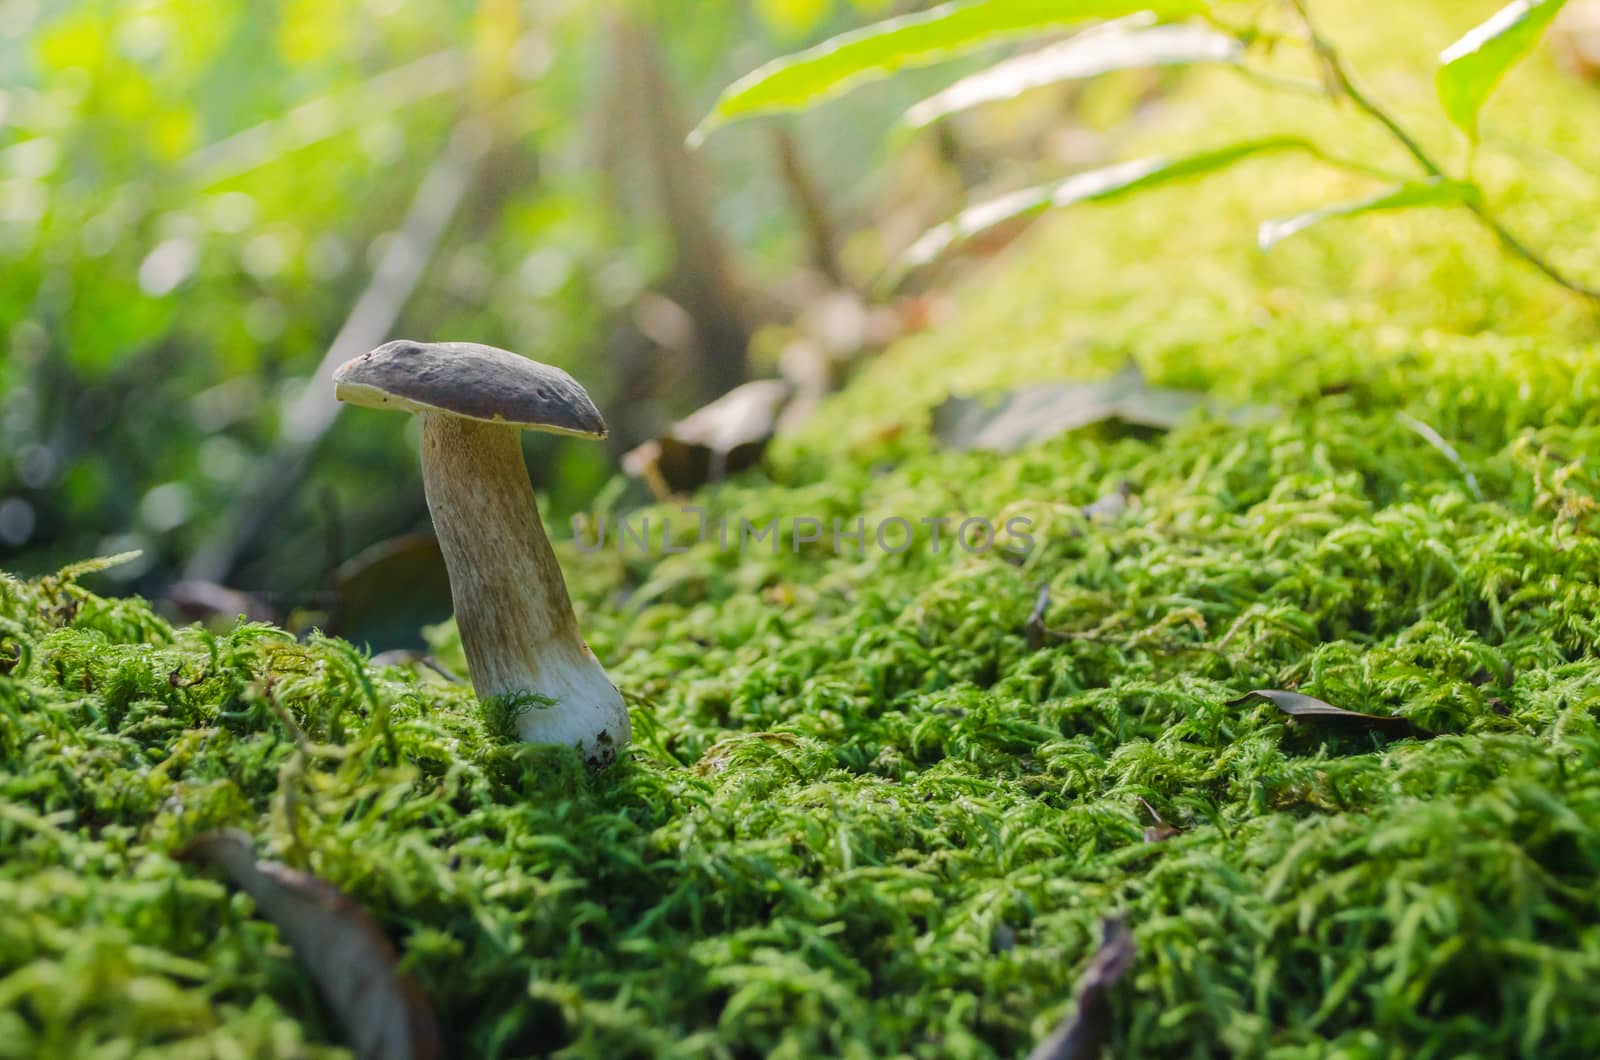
[899,137,1305,274]
[692,0,1209,143]
[904,21,1242,129]
[1437,0,1569,137]
[1257,179,1480,251]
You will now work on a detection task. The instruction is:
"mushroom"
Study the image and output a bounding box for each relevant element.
[333,340,630,765]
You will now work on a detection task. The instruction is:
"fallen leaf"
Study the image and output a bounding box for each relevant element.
[623,379,793,497]
[167,580,277,626]
[1025,584,1052,650]
[175,830,442,1060]
[1227,689,1427,738]
[932,368,1240,453]
[1027,916,1136,1060]
[1082,481,1137,523]
[368,650,465,684]
[1137,797,1180,843]
[332,534,453,653]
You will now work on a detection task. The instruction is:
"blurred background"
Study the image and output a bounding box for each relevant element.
[0,0,937,641]
[2,0,1595,649]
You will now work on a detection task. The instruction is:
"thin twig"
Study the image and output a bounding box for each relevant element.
[614,17,750,401]
[1289,0,1600,304]
[772,127,847,287]
[1396,411,1483,501]
[185,119,492,583]
[1289,0,1440,174]
[1226,63,1327,98]
[181,50,471,186]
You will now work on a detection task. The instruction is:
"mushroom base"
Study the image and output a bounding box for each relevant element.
[501,642,629,766]
[419,413,630,765]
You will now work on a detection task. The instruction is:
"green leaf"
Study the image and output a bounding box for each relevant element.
[691,0,1209,143]
[903,20,1242,129]
[897,137,1304,276]
[1437,0,1569,138]
[1257,179,1480,251]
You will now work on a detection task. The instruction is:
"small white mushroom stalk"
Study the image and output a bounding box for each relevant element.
[334,340,630,766]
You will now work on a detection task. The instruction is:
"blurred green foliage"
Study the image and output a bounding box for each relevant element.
[0,0,911,600]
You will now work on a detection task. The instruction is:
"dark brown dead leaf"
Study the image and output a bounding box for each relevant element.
[623,379,793,498]
[331,534,453,652]
[175,830,441,1060]
[1027,916,1135,1060]
[1227,689,1427,738]
[933,367,1243,453]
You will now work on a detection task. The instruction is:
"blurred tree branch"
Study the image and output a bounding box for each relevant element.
[181,50,472,187]
[612,17,750,402]
[185,119,492,584]
[772,126,847,288]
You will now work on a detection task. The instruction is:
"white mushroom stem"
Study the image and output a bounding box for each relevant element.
[418,413,629,763]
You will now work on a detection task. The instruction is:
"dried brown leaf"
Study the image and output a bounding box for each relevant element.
[176,830,442,1060]
[1227,689,1426,738]
[623,379,793,497]
[1027,916,1135,1060]
[166,580,278,625]
[331,534,453,651]
[933,368,1242,454]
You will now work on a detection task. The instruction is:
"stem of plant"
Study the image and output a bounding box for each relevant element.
[1228,64,1328,99]
[1290,0,1600,305]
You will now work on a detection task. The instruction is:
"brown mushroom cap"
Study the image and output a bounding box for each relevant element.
[334,340,607,438]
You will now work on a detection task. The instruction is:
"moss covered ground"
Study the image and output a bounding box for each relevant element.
[7,1,1600,1056]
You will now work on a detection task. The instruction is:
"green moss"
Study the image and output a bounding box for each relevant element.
[7,1,1600,1056]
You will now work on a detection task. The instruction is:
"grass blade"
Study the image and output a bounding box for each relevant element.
[897,137,1305,277]
[1437,0,1570,138]
[1258,179,1480,250]
[903,20,1241,129]
[692,0,1208,143]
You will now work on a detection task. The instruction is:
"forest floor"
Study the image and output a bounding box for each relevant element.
[6,1,1600,1056]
